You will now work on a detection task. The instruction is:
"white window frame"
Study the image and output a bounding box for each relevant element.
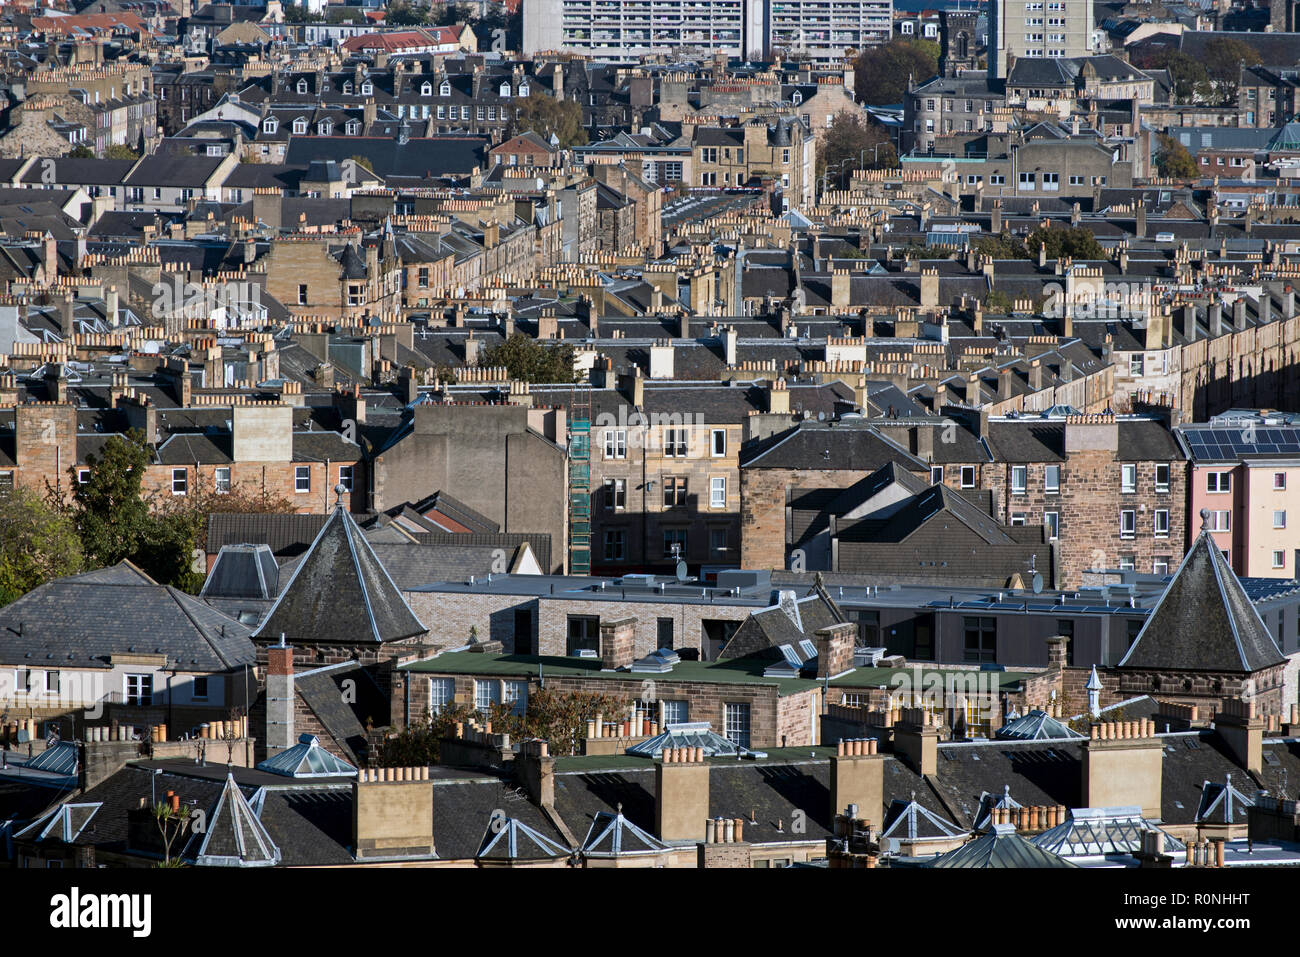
[1044,510,1059,540]
[710,476,726,508]
[504,680,528,717]
[1044,464,1060,494]
[125,673,153,706]
[1154,463,1170,493]
[1273,510,1286,529]
[1011,465,1027,495]
[339,465,354,492]
[1154,509,1169,538]
[1120,463,1137,494]
[171,468,187,496]
[604,429,626,459]
[711,428,727,457]
[1273,550,1286,570]
[1207,471,1231,493]
[1120,509,1136,539]
[428,677,454,715]
[295,466,311,494]
[960,466,976,488]
[214,467,231,493]
[474,679,501,714]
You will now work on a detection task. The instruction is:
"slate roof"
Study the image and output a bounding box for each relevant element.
[579,809,671,857]
[930,822,1077,867]
[0,562,255,671]
[740,422,925,472]
[200,544,279,600]
[188,774,281,867]
[1119,529,1287,673]
[252,505,427,645]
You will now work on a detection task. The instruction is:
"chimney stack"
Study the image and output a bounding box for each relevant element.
[893,709,939,777]
[656,747,710,842]
[265,644,296,757]
[1082,718,1163,819]
[599,617,636,671]
[352,765,434,860]
[830,737,884,826]
[1215,698,1264,776]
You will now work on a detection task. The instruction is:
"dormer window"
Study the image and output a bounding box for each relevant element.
[318,119,332,135]
[361,81,373,95]
[518,82,529,96]
[346,120,360,135]
[293,117,308,134]
[263,118,278,134]
[791,91,802,106]
[439,81,451,96]
[343,81,353,94]
[421,81,432,96]
[296,79,308,94]
[499,81,511,97]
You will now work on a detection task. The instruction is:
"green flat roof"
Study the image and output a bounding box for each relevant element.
[400,651,821,696]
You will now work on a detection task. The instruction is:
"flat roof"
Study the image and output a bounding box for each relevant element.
[400,651,821,696]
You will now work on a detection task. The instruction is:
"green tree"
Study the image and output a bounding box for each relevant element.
[282,1,323,22]
[385,1,429,25]
[853,38,940,106]
[68,431,201,591]
[0,488,83,606]
[817,110,897,189]
[104,144,139,161]
[1131,48,1212,104]
[481,333,579,383]
[1154,133,1198,180]
[1202,37,1261,103]
[971,232,1029,260]
[510,91,588,148]
[66,144,95,158]
[1025,224,1105,261]
[486,687,631,756]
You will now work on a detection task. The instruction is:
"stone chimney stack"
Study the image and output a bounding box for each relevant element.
[830,737,884,826]
[352,765,434,860]
[599,617,636,671]
[265,643,296,757]
[1215,698,1264,776]
[655,746,710,842]
[892,709,939,777]
[815,623,856,679]
[1082,718,1163,819]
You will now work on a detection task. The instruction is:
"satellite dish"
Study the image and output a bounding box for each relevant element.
[1031,573,1043,595]
[675,559,688,582]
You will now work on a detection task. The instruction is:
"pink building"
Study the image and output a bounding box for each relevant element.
[1177,417,1300,579]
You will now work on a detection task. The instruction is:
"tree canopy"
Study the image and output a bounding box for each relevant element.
[1131,48,1211,104]
[818,111,897,188]
[1202,37,1262,102]
[1025,224,1106,261]
[481,333,580,383]
[510,91,588,148]
[853,39,940,106]
[1154,133,1198,180]
[0,488,83,606]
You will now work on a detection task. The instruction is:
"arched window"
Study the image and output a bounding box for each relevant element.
[296,79,308,94]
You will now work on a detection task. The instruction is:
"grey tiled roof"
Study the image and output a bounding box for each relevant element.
[251,506,427,645]
[1120,531,1287,674]
[0,562,254,671]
